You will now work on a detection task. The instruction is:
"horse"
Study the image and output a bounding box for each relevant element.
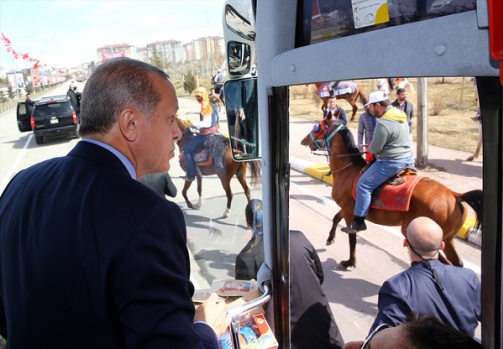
[377,78,416,94]
[300,120,483,270]
[175,116,261,218]
[314,81,368,122]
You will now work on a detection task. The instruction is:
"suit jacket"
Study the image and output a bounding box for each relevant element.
[0,141,218,349]
[391,99,414,133]
[235,236,264,281]
[370,260,481,337]
[323,107,347,125]
[138,172,177,198]
[290,230,344,349]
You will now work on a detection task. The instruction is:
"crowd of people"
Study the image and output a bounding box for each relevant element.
[0,58,483,348]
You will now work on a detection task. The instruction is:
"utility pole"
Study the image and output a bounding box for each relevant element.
[416,78,428,168]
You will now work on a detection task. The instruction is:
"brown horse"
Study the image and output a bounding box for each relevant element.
[300,120,483,269]
[314,81,368,122]
[175,117,261,217]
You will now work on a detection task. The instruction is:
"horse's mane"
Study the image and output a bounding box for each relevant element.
[338,126,367,167]
[176,116,190,131]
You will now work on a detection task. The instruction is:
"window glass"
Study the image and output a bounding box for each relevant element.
[305,0,476,45]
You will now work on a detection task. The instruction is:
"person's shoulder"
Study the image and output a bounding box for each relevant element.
[383,265,420,286]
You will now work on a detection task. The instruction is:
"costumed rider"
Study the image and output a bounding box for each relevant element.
[181,87,220,182]
[341,90,414,234]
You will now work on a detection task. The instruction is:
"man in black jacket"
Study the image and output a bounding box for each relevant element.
[392,88,414,143]
[25,93,35,116]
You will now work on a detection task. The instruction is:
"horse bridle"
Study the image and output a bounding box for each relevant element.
[309,122,363,174]
[310,123,360,158]
[309,123,344,152]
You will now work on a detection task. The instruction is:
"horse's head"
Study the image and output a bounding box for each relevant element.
[175,116,195,152]
[300,119,345,151]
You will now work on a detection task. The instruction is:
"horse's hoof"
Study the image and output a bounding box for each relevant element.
[326,239,335,246]
[466,156,475,161]
[338,260,356,270]
[223,208,231,218]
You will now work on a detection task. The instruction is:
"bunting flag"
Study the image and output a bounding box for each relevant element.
[1,32,52,69]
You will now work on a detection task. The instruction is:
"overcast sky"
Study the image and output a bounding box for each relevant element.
[0,0,225,68]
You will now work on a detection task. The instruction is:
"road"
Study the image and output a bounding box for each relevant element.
[0,84,482,343]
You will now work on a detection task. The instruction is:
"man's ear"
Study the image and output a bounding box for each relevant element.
[439,241,445,251]
[118,109,138,142]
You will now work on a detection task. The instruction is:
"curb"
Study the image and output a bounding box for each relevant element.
[289,157,482,247]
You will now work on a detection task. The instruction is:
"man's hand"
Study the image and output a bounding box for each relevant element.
[194,293,230,337]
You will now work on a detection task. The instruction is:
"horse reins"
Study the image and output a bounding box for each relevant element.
[309,123,363,174]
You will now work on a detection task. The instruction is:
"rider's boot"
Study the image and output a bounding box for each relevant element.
[341,216,367,233]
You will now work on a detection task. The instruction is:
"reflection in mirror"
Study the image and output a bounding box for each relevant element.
[227,41,251,76]
[224,78,259,161]
[225,4,256,41]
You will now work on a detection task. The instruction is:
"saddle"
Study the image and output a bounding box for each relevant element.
[353,167,422,212]
[181,133,228,170]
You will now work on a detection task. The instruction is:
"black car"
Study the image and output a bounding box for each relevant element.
[30,96,79,145]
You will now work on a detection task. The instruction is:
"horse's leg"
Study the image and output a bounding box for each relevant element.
[406,80,416,94]
[326,210,343,245]
[194,175,203,209]
[442,238,463,267]
[350,100,358,122]
[339,233,357,270]
[236,163,251,202]
[335,214,357,270]
[219,175,234,218]
[182,181,196,209]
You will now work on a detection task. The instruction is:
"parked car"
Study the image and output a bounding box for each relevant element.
[30,96,79,145]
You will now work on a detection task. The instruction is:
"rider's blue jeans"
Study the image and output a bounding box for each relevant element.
[184,134,208,178]
[354,156,414,217]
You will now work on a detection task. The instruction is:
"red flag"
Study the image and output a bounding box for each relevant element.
[1,33,11,46]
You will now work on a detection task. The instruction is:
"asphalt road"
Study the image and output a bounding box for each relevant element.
[0,84,482,342]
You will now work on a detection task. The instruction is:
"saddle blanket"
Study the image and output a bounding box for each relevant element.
[180,133,227,170]
[352,174,424,212]
[318,81,357,98]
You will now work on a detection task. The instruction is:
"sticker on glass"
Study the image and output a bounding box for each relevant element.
[352,0,389,29]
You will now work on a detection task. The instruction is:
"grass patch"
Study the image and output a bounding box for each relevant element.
[290,77,480,154]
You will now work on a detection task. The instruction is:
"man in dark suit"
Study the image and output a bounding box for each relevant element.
[0,58,229,348]
[290,230,344,349]
[25,93,35,116]
[391,88,414,142]
[369,216,481,337]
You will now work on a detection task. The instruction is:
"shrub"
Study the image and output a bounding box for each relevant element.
[183,70,196,95]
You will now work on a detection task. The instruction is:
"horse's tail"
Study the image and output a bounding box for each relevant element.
[458,190,483,229]
[358,87,368,106]
[247,160,262,188]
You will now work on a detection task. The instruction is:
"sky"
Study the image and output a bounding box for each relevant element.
[0,0,226,69]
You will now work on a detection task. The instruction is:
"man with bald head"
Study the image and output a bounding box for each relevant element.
[369,217,481,337]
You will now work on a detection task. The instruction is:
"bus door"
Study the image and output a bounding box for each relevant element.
[224,0,502,348]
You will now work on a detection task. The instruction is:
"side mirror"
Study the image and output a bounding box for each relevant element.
[224,78,260,160]
[224,4,256,41]
[227,41,251,76]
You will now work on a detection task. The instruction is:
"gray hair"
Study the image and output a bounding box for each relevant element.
[79,57,169,136]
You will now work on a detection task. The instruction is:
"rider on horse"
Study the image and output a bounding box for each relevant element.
[181,87,220,182]
[341,90,415,233]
